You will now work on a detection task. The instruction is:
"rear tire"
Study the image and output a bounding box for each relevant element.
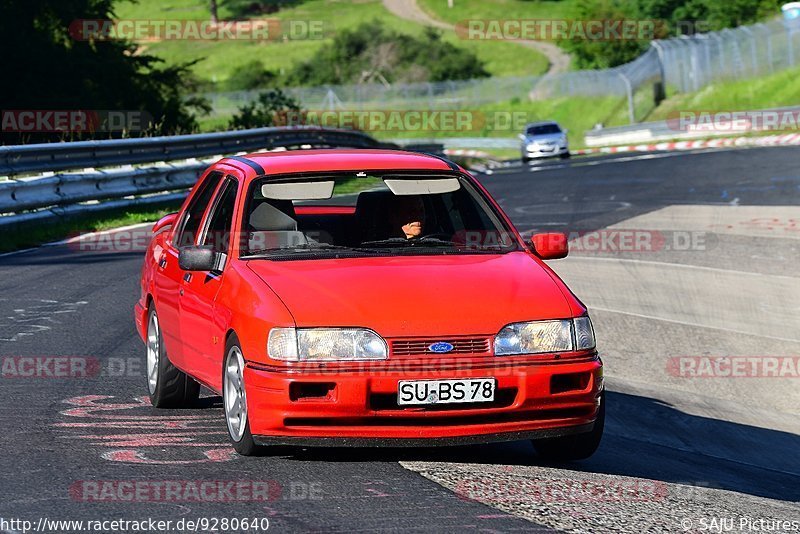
[532,390,604,461]
[146,306,200,408]
[223,335,261,456]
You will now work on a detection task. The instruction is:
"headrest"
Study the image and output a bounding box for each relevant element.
[249,200,297,232]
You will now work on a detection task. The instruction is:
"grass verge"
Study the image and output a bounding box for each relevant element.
[1,203,182,253]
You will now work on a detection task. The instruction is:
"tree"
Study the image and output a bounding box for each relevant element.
[0,0,208,144]
[209,0,219,23]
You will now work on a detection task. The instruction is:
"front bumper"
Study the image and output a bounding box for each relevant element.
[523,145,569,159]
[244,356,603,445]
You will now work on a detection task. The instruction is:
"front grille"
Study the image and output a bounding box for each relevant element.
[391,337,491,356]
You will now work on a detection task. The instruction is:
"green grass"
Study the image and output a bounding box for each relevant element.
[648,65,800,121]
[115,0,549,89]
[1,204,182,253]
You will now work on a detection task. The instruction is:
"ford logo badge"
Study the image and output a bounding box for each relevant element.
[428,342,454,354]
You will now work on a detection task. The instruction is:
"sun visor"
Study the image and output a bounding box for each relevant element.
[383,178,461,195]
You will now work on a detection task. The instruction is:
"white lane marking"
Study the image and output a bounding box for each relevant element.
[589,306,800,344]
[0,222,154,259]
[0,299,89,342]
[567,255,800,281]
[575,148,724,166]
[50,222,154,246]
[0,248,38,259]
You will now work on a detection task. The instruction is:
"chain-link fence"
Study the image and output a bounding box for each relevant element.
[200,17,800,125]
[656,18,800,92]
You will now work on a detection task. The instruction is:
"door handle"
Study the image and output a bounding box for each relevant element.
[158,257,167,269]
[183,273,193,283]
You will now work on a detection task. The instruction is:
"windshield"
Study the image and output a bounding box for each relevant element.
[241,173,519,259]
[526,124,562,136]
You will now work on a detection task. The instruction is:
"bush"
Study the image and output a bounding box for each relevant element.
[226,60,277,91]
[228,89,302,130]
[286,21,488,86]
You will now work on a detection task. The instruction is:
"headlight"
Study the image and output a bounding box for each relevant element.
[494,317,595,355]
[268,327,388,361]
[526,143,538,150]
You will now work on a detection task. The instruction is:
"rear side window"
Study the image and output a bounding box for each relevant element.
[175,171,223,247]
[201,179,238,254]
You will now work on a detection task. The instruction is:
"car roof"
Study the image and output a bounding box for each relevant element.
[220,149,460,180]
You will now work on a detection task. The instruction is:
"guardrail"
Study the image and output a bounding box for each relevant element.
[584,105,800,147]
[392,138,518,150]
[0,127,397,228]
[0,126,383,177]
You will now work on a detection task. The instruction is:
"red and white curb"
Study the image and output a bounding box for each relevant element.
[574,133,800,155]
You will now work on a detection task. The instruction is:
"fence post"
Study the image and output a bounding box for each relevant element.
[616,71,635,124]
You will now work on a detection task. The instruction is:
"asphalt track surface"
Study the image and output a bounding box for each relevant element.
[0,146,798,533]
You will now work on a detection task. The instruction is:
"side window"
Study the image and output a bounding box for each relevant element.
[175,171,223,247]
[201,178,238,254]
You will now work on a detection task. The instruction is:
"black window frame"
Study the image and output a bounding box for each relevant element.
[173,170,224,248]
[198,176,240,261]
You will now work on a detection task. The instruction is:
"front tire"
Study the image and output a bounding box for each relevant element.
[223,335,260,456]
[146,307,200,408]
[560,152,571,160]
[532,390,604,461]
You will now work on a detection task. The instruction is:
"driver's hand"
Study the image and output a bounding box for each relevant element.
[402,221,423,239]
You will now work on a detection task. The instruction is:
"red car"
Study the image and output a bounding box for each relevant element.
[135,149,604,458]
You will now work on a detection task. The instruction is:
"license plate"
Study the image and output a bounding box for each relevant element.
[397,378,496,406]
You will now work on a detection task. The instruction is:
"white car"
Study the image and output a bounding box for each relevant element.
[519,121,570,162]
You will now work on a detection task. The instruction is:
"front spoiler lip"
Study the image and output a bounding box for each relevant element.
[253,422,594,448]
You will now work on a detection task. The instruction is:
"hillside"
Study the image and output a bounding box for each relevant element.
[114,0,549,90]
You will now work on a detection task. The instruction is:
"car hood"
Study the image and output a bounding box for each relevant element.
[525,134,565,144]
[246,252,577,337]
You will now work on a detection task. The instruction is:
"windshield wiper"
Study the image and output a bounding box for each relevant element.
[359,237,460,248]
[245,243,376,256]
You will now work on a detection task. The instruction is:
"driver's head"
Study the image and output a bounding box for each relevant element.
[389,195,425,239]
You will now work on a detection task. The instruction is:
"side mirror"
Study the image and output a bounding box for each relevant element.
[518,133,526,141]
[531,233,569,260]
[563,128,569,134]
[152,212,178,234]
[179,246,218,271]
